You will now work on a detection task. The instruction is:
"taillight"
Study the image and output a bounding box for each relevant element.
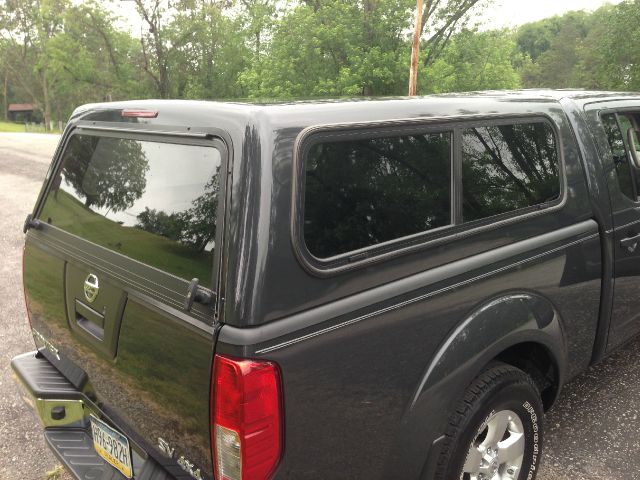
[211,354,282,480]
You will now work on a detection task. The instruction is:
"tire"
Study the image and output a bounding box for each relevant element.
[434,362,544,480]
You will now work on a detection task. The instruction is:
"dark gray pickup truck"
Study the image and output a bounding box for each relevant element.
[11,90,640,480]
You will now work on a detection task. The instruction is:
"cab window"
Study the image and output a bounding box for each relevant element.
[602,113,639,200]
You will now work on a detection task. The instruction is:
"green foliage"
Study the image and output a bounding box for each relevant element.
[239,1,413,98]
[577,2,640,91]
[171,3,250,99]
[421,29,522,93]
[516,16,563,61]
[47,3,148,102]
[518,11,591,88]
[514,2,640,91]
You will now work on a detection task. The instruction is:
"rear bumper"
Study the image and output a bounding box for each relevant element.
[11,351,86,428]
[11,351,173,480]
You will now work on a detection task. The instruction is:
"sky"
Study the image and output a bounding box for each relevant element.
[480,0,624,29]
[108,0,625,34]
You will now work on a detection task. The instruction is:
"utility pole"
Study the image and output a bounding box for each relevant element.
[408,0,423,96]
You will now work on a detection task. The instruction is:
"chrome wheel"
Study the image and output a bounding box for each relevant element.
[461,409,525,480]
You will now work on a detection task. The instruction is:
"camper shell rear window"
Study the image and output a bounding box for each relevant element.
[38,133,223,286]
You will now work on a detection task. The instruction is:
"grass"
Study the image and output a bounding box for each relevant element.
[44,465,64,480]
[0,120,26,132]
[39,190,213,287]
[0,120,64,133]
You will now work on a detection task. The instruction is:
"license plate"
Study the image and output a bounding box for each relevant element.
[89,414,133,478]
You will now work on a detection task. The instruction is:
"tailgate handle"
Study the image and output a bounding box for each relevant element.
[75,299,105,341]
[621,233,640,253]
[23,213,42,234]
[184,278,214,311]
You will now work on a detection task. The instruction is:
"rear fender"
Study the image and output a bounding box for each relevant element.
[384,292,566,479]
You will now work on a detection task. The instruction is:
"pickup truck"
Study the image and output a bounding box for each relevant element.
[11,90,640,480]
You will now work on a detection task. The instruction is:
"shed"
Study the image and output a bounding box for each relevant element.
[8,103,37,122]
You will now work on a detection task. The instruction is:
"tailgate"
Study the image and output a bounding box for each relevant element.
[21,127,228,479]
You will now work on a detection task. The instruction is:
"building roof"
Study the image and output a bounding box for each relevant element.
[8,103,36,112]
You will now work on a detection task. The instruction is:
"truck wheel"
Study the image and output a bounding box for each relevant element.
[435,362,544,480]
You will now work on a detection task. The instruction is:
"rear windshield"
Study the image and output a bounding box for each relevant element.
[38,134,222,286]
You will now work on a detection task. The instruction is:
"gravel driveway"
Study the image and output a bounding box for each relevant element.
[1,131,640,480]
[0,133,72,480]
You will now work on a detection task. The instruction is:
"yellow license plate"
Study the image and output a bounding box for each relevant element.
[89,414,133,478]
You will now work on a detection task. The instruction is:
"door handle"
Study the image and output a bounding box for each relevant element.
[621,233,640,253]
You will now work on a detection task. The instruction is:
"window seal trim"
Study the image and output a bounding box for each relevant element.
[74,124,211,139]
[291,113,567,277]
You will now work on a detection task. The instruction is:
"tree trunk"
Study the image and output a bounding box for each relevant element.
[2,72,7,121]
[159,61,169,98]
[42,72,52,130]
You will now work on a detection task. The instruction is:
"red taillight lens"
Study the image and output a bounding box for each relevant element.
[121,109,158,118]
[212,354,282,480]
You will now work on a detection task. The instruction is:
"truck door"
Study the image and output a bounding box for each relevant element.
[589,106,640,350]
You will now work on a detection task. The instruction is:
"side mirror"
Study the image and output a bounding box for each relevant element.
[626,127,640,168]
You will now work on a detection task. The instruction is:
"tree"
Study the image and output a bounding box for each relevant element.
[131,0,172,98]
[136,207,186,240]
[0,0,144,126]
[171,1,250,99]
[47,3,147,113]
[576,2,640,91]
[135,175,219,253]
[417,0,488,67]
[516,16,562,62]
[180,175,219,252]
[239,0,490,98]
[0,0,69,128]
[239,0,413,97]
[62,136,149,212]
[421,28,522,93]
[519,11,590,88]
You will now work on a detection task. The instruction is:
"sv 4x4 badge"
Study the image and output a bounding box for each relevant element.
[157,438,203,480]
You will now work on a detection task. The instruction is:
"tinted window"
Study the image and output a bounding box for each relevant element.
[39,135,222,286]
[303,132,451,258]
[462,122,560,222]
[602,113,636,199]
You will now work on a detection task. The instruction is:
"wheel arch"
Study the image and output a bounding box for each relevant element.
[494,341,560,411]
[409,291,567,413]
[384,291,568,479]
